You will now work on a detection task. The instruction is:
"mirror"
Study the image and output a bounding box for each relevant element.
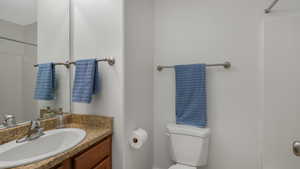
[0,0,71,127]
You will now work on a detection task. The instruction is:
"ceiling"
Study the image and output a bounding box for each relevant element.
[0,0,37,26]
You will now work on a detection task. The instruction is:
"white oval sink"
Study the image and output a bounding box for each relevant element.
[0,128,86,169]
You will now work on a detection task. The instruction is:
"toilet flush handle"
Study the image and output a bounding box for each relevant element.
[293,141,300,156]
[165,133,170,137]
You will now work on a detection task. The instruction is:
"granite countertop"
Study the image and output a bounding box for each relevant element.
[0,114,113,169]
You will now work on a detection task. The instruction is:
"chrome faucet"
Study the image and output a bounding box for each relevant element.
[16,120,45,143]
[2,114,16,128]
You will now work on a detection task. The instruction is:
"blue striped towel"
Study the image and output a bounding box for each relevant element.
[175,64,207,127]
[72,59,100,103]
[34,63,55,100]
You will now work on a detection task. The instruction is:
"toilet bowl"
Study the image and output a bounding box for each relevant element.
[169,164,196,169]
[166,124,210,169]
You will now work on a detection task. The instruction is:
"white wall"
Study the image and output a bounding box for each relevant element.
[72,0,154,169]
[153,0,263,169]
[71,0,125,168]
[263,15,300,169]
[0,20,24,121]
[153,1,300,169]
[0,0,37,26]
[0,19,37,122]
[37,0,70,112]
[123,0,154,169]
[22,23,37,121]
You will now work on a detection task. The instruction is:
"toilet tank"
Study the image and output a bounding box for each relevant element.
[166,124,210,167]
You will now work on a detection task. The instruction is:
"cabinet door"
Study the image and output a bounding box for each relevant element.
[74,138,110,169]
[54,159,72,169]
[93,158,110,169]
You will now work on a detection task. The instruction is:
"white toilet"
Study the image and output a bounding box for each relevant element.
[166,123,211,169]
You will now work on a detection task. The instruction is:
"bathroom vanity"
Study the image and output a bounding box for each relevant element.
[53,136,112,169]
[0,114,113,169]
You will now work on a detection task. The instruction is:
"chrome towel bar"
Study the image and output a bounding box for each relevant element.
[34,57,115,68]
[67,57,115,66]
[34,62,68,67]
[157,61,231,71]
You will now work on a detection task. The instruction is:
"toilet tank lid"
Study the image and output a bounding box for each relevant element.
[167,124,210,137]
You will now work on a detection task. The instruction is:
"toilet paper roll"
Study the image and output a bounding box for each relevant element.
[129,128,148,149]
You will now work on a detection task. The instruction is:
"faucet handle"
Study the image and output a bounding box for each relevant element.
[30,120,41,129]
[2,114,14,120]
[2,114,16,127]
[7,114,15,120]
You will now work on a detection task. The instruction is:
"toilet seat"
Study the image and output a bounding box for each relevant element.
[169,164,196,169]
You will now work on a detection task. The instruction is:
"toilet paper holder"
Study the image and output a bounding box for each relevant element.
[129,128,148,149]
[132,137,138,143]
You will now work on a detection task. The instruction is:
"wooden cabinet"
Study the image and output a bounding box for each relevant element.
[93,158,110,169]
[52,160,72,169]
[52,136,112,169]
